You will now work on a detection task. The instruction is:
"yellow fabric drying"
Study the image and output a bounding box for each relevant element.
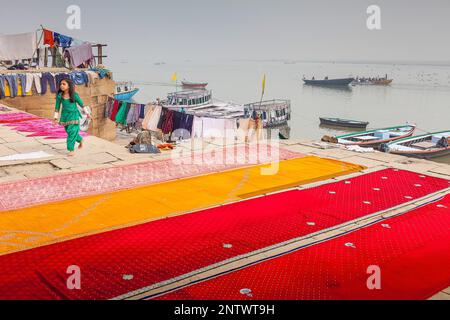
[0,156,364,255]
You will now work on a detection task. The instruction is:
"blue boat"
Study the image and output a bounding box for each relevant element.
[114,82,139,101]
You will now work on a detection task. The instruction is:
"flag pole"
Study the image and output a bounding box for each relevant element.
[258,74,266,111]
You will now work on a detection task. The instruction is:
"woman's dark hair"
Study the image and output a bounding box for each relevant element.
[57,78,76,103]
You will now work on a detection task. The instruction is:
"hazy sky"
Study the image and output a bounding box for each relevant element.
[1,0,449,63]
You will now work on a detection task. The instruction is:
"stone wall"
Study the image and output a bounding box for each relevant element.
[1,69,117,141]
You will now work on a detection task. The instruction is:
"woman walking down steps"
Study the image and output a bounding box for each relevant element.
[54,78,91,156]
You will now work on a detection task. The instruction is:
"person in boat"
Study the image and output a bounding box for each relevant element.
[437,136,449,148]
[54,78,91,157]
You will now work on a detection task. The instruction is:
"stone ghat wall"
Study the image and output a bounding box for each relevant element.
[1,69,117,141]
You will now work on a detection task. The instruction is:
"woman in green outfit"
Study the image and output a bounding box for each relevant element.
[54,79,91,156]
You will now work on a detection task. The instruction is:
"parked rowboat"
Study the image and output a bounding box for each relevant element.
[322,124,416,148]
[303,78,354,86]
[381,131,450,159]
[320,117,369,129]
[181,81,208,90]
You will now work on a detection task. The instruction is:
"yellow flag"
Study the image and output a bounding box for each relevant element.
[261,74,266,96]
[171,72,177,82]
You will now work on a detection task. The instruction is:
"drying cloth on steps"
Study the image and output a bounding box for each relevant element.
[2,118,89,140]
[0,169,447,299]
[0,144,302,211]
[0,151,53,161]
[0,112,39,124]
[156,194,450,300]
[0,156,361,257]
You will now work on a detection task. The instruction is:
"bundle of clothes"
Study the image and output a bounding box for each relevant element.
[0,68,111,99]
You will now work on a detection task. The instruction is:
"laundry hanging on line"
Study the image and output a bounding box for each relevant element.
[0,69,111,99]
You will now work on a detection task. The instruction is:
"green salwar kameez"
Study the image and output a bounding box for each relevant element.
[55,93,85,152]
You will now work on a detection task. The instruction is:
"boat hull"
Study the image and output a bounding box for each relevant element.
[388,148,450,159]
[385,131,450,159]
[353,79,393,86]
[181,82,208,90]
[336,126,416,148]
[304,78,354,86]
[114,89,139,101]
[320,118,368,129]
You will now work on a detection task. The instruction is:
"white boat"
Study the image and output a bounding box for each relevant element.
[328,125,416,148]
[164,89,244,119]
[164,91,291,129]
[382,131,450,159]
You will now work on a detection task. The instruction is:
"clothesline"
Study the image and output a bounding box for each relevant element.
[41,28,95,68]
[39,27,96,47]
[104,95,264,141]
[0,68,111,99]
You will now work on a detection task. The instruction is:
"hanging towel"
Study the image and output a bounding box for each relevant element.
[110,100,120,121]
[192,116,203,138]
[64,43,94,68]
[104,97,115,118]
[0,32,37,60]
[141,104,154,130]
[115,102,128,126]
[43,29,55,48]
[161,110,174,134]
[202,118,227,138]
[172,110,183,131]
[181,114,194,134]
[147,105,162,131]
[139,104,146,119]
[54,33,73,48]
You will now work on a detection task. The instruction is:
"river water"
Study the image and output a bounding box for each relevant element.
[112,60,450,163]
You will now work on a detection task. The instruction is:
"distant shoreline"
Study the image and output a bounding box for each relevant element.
[232,59,450,68]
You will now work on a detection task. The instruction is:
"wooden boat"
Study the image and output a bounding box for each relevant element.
[114,82,139,101]
[382,131,450,159]
[303,78,354,86]
[320,117,369,129]
[371,79,393,85]
[352,78,393,86]
[181,81,208,90]
[326,124,416,148]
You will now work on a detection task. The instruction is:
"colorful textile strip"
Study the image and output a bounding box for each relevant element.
[0,169,447,299]
[0,144,302,211]
[156,194,450,300]
[0,156,362,257]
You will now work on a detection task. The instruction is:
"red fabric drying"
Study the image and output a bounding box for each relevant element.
[0,169,448,300]
[158,195,450,300]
